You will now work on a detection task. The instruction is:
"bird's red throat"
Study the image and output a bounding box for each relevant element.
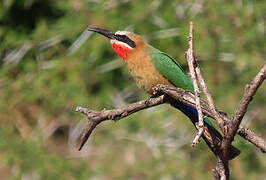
[112,43,132,60]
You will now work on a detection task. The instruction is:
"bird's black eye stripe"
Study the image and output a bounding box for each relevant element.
[115,34,136,48]
[116,35,127,40]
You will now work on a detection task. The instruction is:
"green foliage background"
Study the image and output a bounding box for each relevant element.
[0,0,265,179]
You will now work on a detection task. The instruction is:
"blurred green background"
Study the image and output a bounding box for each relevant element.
[0,0,265,179]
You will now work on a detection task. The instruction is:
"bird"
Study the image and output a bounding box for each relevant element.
[87,27,240,159]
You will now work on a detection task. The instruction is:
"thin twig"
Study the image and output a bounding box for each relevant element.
[186,22,229,179]
[186,22,205,146]
[194,61,224,130]
[234,64,266,123]
[222,63,266,158]
[237,126,266,153]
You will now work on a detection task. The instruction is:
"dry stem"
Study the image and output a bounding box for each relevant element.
[186,22,205,147]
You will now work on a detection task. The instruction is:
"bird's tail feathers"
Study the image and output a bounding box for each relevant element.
[170,100,240,160]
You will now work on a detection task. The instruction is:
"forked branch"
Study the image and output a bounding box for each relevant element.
[76,85,266,153]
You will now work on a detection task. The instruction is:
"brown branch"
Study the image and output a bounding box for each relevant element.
[213,157,229,180]
[234,64,266,124]
[156,86,224,159]
[186,22,229,179]
[186,22,205,146]
[237,126,266,153]
[194,59,224,130]
[77,86,224,161]
[222,63,266,159]
[76,95,166,150]
[76,85,266,152]
[154,85,266,153]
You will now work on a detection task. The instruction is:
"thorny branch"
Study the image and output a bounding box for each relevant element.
[76,22,265,179]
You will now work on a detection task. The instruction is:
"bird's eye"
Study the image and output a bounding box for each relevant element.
[119,35,127,40]
[115,34,136,48]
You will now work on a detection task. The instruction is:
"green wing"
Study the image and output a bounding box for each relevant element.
[150,51,194,91]
[150,49,217,129]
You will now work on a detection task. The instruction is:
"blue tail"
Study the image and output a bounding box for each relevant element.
[173,101,219,131]
[170,100,240,159]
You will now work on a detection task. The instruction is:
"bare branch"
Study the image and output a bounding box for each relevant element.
[77,86,224,159]
[213,157,229,180]
[194,60,224,130]
[185,22,229,179]
[154,85,266,153]
[222,64,266,159]
[76,96,166,150]
[186,21,205,146]
[237,126,266,153]
[76,85,266,153]
[234,63,266,126]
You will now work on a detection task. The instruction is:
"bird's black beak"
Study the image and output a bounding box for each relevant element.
[87,27,116,40]
[88,26,136,48]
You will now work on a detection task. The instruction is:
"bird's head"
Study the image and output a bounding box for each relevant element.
[88,27,144,60]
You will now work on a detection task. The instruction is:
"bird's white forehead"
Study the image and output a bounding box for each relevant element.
[114,31,130,35]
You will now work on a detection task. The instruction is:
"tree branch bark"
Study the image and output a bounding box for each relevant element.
[76,85,266,153]
[76,95,166,150]
[221,64,266,159]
